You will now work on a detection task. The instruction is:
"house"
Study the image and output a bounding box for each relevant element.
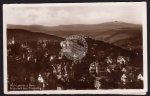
[57,64,62,75]
[27,54,31,61]
[57,75,62,79]
[94,80,101,89]
[137,73,143,81]
[96,63,107,76]
[125,57,130,65]
[126,66,134,72]
[89,63,96,74]
[106,67,111,73]
[50,56,54,61]
[105,57,112,64]
[117,56,126,65]
[122,71,134,82]
[122,67,127,73]
[8,37,15,45]
[42,43,46,47]
[95,77,107,89]
[121,74,127,82]
[58,56,62,59]
[11,37,15,44]
[108,65,117,71]
[52,65,57,74]
[95,61,99,74]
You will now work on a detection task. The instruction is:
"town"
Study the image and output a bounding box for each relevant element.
[7,36,143,90]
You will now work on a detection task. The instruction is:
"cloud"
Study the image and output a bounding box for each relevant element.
[4,3,144,26]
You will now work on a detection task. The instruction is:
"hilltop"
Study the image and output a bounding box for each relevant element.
[7,29,63,43]
[7,21,142,50]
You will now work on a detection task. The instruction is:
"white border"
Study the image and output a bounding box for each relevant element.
[3,2,147,95]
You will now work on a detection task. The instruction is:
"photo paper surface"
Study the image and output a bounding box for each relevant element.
[3,2,147,95]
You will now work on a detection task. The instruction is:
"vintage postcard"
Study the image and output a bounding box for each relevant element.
[3,2,147,95]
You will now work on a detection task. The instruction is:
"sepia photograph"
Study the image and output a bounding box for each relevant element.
[3,2,147,94]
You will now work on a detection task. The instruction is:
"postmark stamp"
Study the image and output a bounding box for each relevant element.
[60,35,88,61]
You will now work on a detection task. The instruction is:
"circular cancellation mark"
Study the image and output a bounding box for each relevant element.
[60,35,88,61]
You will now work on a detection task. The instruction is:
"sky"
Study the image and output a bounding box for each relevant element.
[4,3,145,26]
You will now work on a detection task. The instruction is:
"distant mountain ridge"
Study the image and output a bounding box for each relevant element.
[7,21,141,33]
[7,21,142,50]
